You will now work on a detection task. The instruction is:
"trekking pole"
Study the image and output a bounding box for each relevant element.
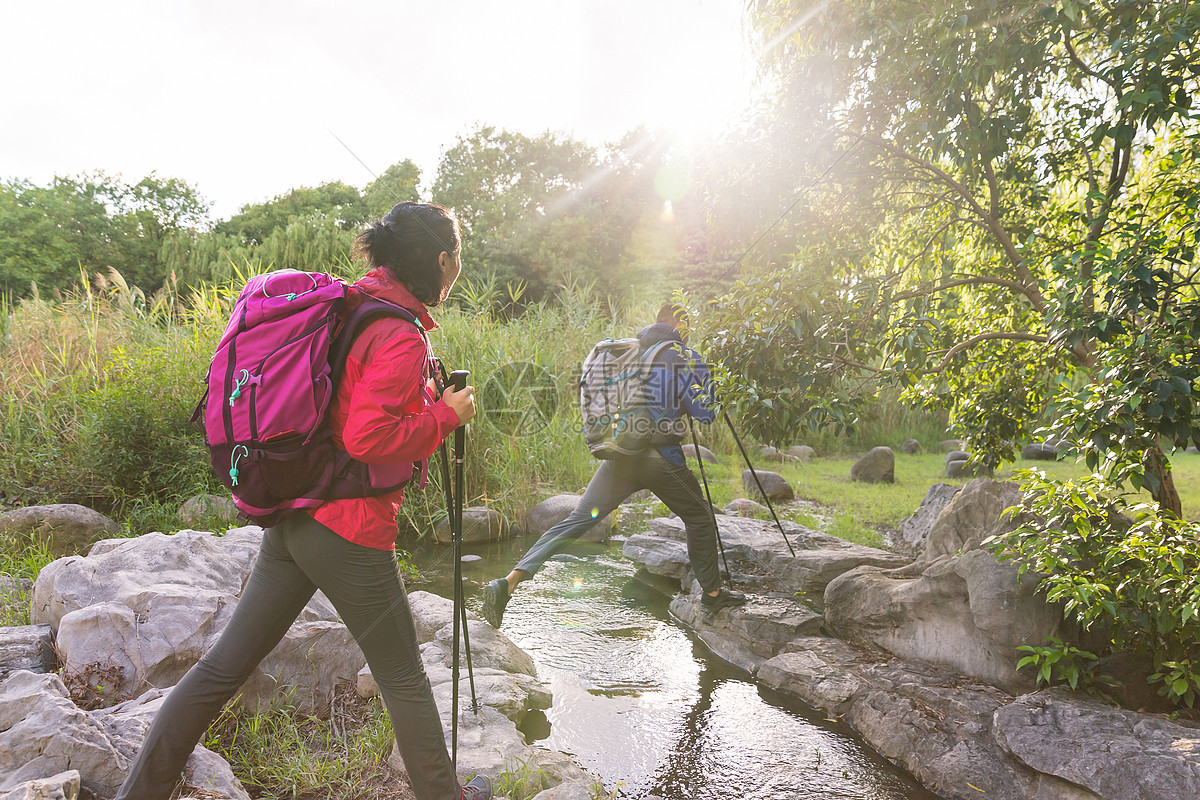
[723,411,796,557]
[688,416,731,579]
[441,368,479,772]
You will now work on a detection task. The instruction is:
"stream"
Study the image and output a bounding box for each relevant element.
[409,536,941,800]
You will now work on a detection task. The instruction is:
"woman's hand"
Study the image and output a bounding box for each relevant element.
[442,383,476,424]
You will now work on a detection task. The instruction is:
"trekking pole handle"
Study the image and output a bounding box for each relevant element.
[449,370,470,392]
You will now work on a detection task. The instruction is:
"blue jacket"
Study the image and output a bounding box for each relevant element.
[636,323,716,465]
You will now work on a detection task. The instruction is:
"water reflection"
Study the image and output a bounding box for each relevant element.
[412,540,939,799]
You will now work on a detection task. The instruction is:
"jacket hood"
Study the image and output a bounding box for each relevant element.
[637,322,684,349]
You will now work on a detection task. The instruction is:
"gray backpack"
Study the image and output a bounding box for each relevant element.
[579,338,682,459]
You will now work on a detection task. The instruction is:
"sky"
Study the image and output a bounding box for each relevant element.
[0,0,760,221]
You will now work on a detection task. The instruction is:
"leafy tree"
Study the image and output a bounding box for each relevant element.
[715,0,1200,515]
[360,159,421,220]
[214,181,363,246]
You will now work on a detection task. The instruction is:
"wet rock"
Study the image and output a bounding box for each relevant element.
[670,587,823,673]
[522,495,613,541]
[891,483,960,556]
[850,447,895,484]
[0,670,249,800]
[899,439,924,455]
[0,505,120,558]
[176,494,239,528]
[0,625,55,681]
[621,534,692,583]
[434,506,508,544]
[636,516,909,607]
[786,445,815,461]
[681,443,719,464]
[30,527,356,712]
[994,689,1200,799]
[758,637,1102,800]
[530,783,599,800]
[742,470,794,501]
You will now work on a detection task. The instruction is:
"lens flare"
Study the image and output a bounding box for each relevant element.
[573,577,584,589]
[590,507,600,519]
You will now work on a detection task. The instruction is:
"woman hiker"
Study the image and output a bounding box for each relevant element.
[114,202,493,800]
[479,303,746,628]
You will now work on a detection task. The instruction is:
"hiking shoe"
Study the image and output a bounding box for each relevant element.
[480,578,509,628]
[461,774,493,800]
[701,587,747,614]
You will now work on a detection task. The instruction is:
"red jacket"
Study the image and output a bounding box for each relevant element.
[308,269,461,549]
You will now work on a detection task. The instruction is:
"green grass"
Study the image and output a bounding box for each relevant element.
[0,532,55,626]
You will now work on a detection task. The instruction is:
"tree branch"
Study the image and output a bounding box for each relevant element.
[923,332,1049,374]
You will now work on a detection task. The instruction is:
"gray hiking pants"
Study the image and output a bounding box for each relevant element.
[515,451,722,591]
[114,513,459,800]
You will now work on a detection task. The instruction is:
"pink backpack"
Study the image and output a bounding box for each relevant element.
[194,270,429,526]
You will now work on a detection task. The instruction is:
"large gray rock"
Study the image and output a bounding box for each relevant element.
[937,438,964,452]
[1021,443,1060,461]
[758,637,1101,800]
[825,479,1062,693]
[522,495,613,541]
[434,506,508,544]
[630,516,909,606]
[30,527,358,712]
[669,586,823,673]
[924,479,1025,562]
[681,443,719,464]
[892,483,960,556]
[899,439,924,455]
[0,625,55,681]
[994,689,1200,800]
[721,498,768,518]
[850,446,894,483]
[0,505,120,558]
[0,670,249,799]
[0,770,79,800]
[786,445,816,461]
[742,470,794,501]
[947,459,992,479]
[944,450,970,464]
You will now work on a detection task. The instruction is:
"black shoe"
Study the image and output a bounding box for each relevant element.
[461,774,493,800]
[480,578,509,628]
[701,587,747,614]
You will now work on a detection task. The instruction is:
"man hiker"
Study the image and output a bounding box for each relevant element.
[479,303,745,627]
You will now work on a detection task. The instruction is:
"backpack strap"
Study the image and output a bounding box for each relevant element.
[328,297,427,388]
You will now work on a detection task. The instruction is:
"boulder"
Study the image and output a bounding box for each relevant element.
[434,506,508,544]
[30,527,358,712]
[680,444,719,464]
[758,637,1103,800]
[993,689,1200,799]
[721,498,768,518]
[0,770,80,800]
[621,533,692,583]
[0,670,249,799]
[0,505,120,558]
[891,483,961,556]
[786,445,816,461]
[937,438,964,452]
[924,479,1025,562]
[176,494,239,528]
[947,459,992,479]
[850,446,895,484]
[944,450,970,464]
[522,495,613,541]
[0,625,55,681]
[742,470,794,501]
[899,439,924,455]
[759,445,789,462]
[825,479,1062,693]
[1021,443,1059,461]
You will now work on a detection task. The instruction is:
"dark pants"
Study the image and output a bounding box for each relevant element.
[516,452,722,591]
[114,513,459,800]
